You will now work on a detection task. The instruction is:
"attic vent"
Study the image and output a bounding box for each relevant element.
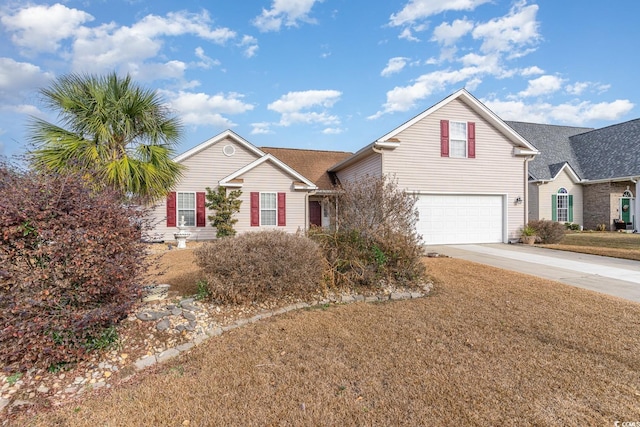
[223,145,235,156]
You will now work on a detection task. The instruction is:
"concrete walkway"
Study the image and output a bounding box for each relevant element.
[428,244,640,303]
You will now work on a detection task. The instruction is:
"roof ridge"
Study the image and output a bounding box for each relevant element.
[261,146,353,154]
[506,120,594,130]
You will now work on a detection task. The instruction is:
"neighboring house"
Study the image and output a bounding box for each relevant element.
[328,89,539,245]
[148,130,351,241]
[507,120,640,231]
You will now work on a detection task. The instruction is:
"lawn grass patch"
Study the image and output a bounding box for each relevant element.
[18,258,640,426]
[541,232,640,261]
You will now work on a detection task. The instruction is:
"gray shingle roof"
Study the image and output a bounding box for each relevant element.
[569,118,640,180]
[505,121,592,180]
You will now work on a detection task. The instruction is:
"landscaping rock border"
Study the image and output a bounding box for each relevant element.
[1,281,433,416]
[130,283,432,372]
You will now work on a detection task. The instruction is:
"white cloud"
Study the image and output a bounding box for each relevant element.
[0,58,53,102]
[565,81,610,96]
[71,10,236,75]
[322,127,344,134]
[484,98,635,126]
[253,0,322,32]
[381,57,409,77]
[432,19,474,46]
[0,58,53,93]
[398,28,420,42]
[268,89,341,127]
[127,61,189,83]
[519,75,564,97]
[520,66,544,76]
[389,0,491,27]
[268,90,341,113]
[239,35,259,58]
[369,67,480,119]
[1,3,93,54]
[472,2,540,56]
[194,47,221,69]
[165,91,254,127]
[251,122,273,135]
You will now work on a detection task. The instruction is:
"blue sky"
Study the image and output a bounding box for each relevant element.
[1,0,638,158]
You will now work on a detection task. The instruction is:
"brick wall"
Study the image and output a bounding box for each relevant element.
[583,181,634,230]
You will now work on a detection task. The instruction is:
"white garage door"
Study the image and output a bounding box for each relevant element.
[416,194,504,245]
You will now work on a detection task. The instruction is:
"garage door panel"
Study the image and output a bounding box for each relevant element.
[417,195,504,245]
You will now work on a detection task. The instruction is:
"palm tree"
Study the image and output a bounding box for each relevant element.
[28,72,184,203]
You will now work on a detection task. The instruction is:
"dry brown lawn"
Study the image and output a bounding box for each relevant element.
[17,256,640,426]
[143,242,206,296]
[541,232,640,261]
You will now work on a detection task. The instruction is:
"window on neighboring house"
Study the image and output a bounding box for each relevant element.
[440,120,476,158]
[177,192,196,226]
[556,188,568,222]
[552,188,573,223]
[260,192,277,226]
[449,121,467,158]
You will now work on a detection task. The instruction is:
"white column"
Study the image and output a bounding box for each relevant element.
[635,180,640,231]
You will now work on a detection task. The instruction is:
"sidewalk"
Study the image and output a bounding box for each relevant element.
[428,244,640,302]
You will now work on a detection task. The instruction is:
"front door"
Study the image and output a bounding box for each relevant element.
[621,197,634,225]
[309,201,322,227]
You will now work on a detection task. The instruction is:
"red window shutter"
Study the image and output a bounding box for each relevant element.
[440,120,449,157]
[250,192,259,226]
[166,192,177,227]
[468,121,476,158]
[277,192,286,226]
[196,192,206,227]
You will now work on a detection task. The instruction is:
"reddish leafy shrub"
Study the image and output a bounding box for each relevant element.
[0,165,147,371]
[528,219,566,244]
[309,175,426,290]
[194,231,324,304]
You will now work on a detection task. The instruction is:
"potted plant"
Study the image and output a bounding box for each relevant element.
[520,225,537,245]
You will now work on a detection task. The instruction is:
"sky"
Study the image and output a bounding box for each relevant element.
[1,0,639,159]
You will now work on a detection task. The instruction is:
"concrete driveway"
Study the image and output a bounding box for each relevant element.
[428,244,640,303]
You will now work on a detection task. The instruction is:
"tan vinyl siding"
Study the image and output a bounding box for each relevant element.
[535,169,583,226]
[233,162,308,234]
[148,137,261,242]
[381,98,528,240]
[335,152,382,183]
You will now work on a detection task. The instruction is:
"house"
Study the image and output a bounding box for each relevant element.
[151,89,540,245]
[507,120,640,231]
[148,130,351,241]
[328,88,539,245]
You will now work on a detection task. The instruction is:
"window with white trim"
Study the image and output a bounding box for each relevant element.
[556,188,568,223]
[449,121,467,158]
[260,192,277,226]
[177,192,196,226]
[623,190,633,197]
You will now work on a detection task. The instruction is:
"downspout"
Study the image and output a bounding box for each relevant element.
[304,191,310,231]
[371,145,384,176]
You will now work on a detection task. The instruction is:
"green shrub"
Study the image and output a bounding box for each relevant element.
[528,219,566,244]
[564,222,580,231]
[194,231,324,304]
[205,186,242,238]
[0,165,146,371]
